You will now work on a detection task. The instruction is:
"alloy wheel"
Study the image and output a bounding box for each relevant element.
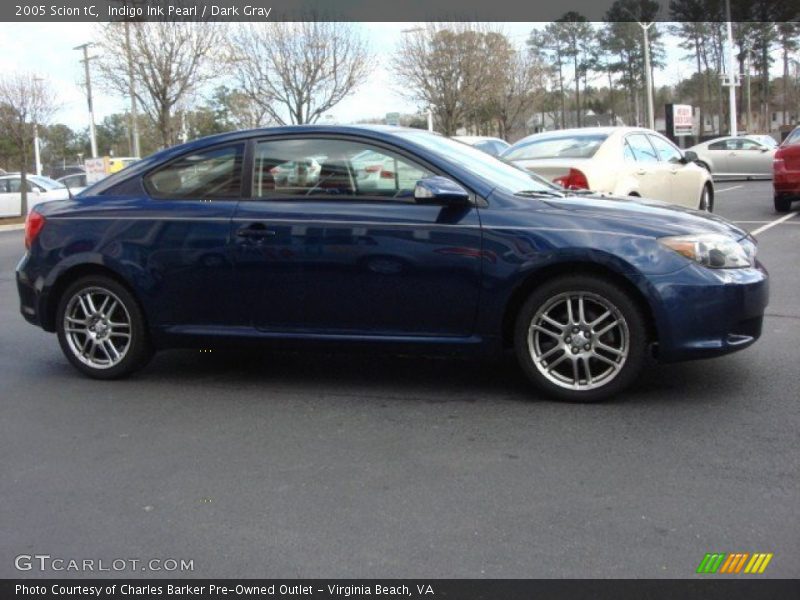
[527,292,629,391]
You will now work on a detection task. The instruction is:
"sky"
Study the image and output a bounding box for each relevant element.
[0,21,713,132]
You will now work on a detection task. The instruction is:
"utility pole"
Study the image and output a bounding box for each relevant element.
[74,43,98,158]
[124,21,140,157]
[744,42,753,134]
[723,0,738,136]
[640,22,655,130]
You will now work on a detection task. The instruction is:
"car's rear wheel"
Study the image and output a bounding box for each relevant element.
[699,184,713,212]
[774,195,792,213]
[513,275,649,402]
[56,276,153,379]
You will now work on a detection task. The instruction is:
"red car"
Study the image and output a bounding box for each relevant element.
[773,126,800,212]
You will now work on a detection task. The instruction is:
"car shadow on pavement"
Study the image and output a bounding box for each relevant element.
[128,347,750,407]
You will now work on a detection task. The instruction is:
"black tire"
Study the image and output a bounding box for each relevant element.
[56,275,153,379]
[513,275,649,403]
[699,183,714,212]
[774,195,792,213]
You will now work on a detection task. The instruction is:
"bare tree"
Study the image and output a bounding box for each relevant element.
[0,73,56,215]
[228,21,370,125]
[394,24,512,136]
[491,43,548,139]
[96,21,223,148]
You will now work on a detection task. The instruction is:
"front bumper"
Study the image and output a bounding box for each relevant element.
[649,262,769,362]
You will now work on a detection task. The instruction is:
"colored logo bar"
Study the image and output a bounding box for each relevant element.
[697,553,773,574]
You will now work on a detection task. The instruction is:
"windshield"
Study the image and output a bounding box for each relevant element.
[397,130,556,194]
[29,175,65,190]
[782,128,800,146]
[503,133,608,161]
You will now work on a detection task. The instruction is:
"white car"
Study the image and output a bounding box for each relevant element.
[452,136,511,157]
[0,173,70,217]
[686,136,776,179]
[501,127,715,211]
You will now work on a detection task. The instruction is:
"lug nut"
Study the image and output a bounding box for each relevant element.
[584,344,590,350]
[572,347,579,354]
[565,336,572,343]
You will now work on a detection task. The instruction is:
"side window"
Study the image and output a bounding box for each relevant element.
[738,139,761,151]
[649,134,683,163]
[626,134,659,163]
[8,178,23,193]
[251,138,434,201]
[144,144,244,199]
[708,140,729,151]
[623,140,636,163]
[0,180,7,193]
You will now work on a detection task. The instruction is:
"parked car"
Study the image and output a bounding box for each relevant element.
[501,127,714,211]
[686,136,776,179]
[0,173,70,217]
[773,126,800,212]
[56,172,88,194]
[453,136,511,157]
[17,125,767,402]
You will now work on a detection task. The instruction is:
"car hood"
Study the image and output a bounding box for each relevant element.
[535,192,749,240]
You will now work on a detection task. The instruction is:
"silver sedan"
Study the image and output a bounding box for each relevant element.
[687,136,776,179]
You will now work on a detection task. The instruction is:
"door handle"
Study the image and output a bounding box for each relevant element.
[236,224,276,238]
[636,169,647,175]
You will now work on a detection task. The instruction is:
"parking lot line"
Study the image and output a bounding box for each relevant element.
[750,211,798,236]
[716,185,744,193]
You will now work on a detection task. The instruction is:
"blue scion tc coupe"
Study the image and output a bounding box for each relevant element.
[16,126,768,402]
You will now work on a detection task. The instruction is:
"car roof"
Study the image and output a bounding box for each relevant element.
[510,126,652,146]
[453,136,507,143]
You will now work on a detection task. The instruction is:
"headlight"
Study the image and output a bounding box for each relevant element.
[659,233,756,269]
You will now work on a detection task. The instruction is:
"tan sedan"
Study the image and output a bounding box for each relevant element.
[502,126,715,211]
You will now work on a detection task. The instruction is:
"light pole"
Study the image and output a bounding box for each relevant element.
[640,22,655,130]
[74,42,98,158]
[32,76,44,176]
[124,21,140,157]
[723,0,738,136]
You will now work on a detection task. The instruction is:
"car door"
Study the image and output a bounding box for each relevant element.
[624,133,670,201]
[138,142,244,328]
[648,133,702,208]
[232,136,483,337]
[0,178,20,217]
[730,138,775,176]
[705,139,732,175]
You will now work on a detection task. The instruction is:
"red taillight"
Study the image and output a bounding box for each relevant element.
[380,170,395,179]
[553,168,589,190]
[25,211,45,250]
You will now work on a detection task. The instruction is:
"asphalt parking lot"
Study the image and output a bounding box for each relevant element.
[1,180,798,579]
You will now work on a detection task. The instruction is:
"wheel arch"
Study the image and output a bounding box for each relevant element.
[500,261,659,351]
[41,263,143,333]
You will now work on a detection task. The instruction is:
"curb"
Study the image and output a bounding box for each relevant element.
[0,224,25,232]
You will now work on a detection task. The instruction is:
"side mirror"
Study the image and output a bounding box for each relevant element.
[414,176,470,206]
[682,150,699,164]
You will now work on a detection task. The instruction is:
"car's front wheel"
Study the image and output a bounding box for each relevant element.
[514,275,649,402]
[56,276,153,379]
